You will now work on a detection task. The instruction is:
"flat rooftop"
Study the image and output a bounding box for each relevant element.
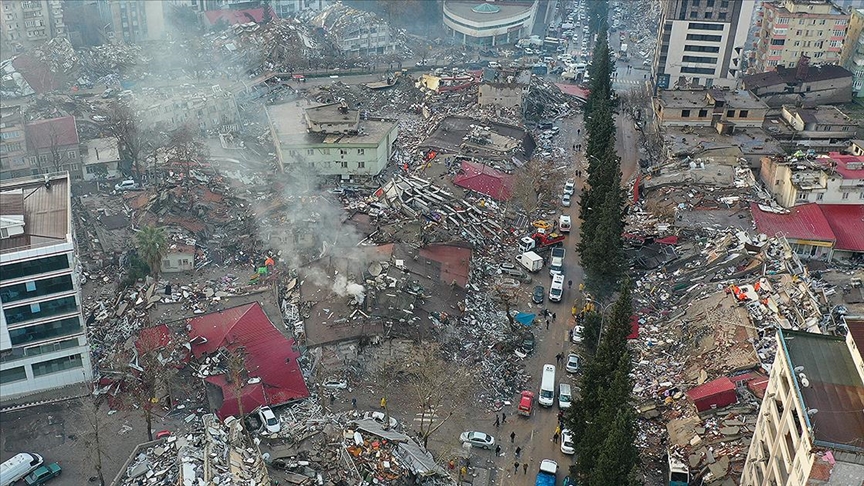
[444,1,535,23]
[0,172,71,255]
[305,102,360,127]
[661,126,784,157]
[780,329,864,452]
[267,102,396,146]
[656,89,768,110]
[784,105,856,126]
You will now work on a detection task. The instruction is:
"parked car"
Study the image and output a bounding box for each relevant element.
[563,181,575,196]
[257,406,281,434]
[565,354,581,373]
[519,331,536,356]
[532,285,545,304]
[364,411,399,429]
[322,378,348,389]
[91,115,108,122]
[572,325,584,343]
[24,463,61,485]
[500,262,531,282]
[561,194,572,207]
[460,431,495,449]
[114,179,141,191]
[560,429,575,455]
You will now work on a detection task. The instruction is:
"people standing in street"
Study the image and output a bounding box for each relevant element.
[556,352,563,364]
[351,397,357,409]
[380,397,386,409]
[553,430,560,444]
[552,312,557,321]
[510,431,516,443]
[523,463,529,474]
[495,445,502,456]
[515,447,522,458]
[501,412,507,423]
[546,319,550,330]
[514,462,520,474]
[494,415,500,428]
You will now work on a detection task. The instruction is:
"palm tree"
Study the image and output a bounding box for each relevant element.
[136,225,167,278]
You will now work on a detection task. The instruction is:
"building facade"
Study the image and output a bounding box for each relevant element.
[98,0,167,43]
[0,106,29,181]
[23,116,82,181]
[0,173,93,401]
[652,0,754,90]
[653,89,769,128]
[841,9,864,97]
[267,101,398,179]
[81,137,121,181]
[311,3,395,56]
[135,85,240,133]
[754,0,848,73]
[760,153,864,207]
[741,64,853,106]
[478,82,528,111]
[0,0,66,57]
[741,328,864,485]
[443,0,538,47]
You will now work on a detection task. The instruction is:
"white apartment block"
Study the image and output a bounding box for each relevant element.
[0,0,66,56]
[653,0,755,89]
[741,328,864,485]
[0,172,93,401]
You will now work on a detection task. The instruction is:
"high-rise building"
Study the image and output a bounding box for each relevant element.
[97,0,167,43]
[652,0,755,90]
[741,327,864,485]
[0,172,93,401]
[0,0,66,57]
[842,8,864,96]
[754,0,848,73]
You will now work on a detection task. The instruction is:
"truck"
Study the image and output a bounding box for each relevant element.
[516,251,544,273]
[535,459,558,486]
[519,230,566,253]
[549,248,566,277]
[667,452,690,486]
[619,43,628,60]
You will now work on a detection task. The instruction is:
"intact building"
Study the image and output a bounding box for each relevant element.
[760,153,864,207]
[841,8,864,97]
[24,116,82,181]
[652,0,754,90]
[0,173,93,401]
[653,88,769,129]
[0,106,29,181]
[266,101,398,180]
[741,328,864,485]
[754,0,848,73]
[98,0,167,43]
[443,0,538,47]
[742,63,853,106]
[0,0,66,57]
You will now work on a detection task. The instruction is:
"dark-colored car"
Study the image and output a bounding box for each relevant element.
[532,285,545,304]
[25,463,61,485]
[520,331,536,355]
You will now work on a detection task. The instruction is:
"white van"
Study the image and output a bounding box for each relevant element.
[549,274,565,302]
[1,452,43,486]
[558,383,572,409]
[559,215,571,233]
[539,364,556,407]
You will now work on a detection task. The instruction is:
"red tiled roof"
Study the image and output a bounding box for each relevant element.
[824,153,864,180]
[687,376,737,412]
[847,318,864,358]
[204,7,273,26]
[750,203,836,243]
[554,83,590,99]
[11,54,62,94]
[453,161,513,200]
[819,204,864,252]
[25,116,79,150]
[187,303,309,419]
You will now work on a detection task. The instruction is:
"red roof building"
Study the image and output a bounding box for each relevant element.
[687,376,737,412]
[188,303,309,419]
[819,204,864,253]
[824,153,864,181]
[751,203,864,258]
[453,161,513,200]
[204,7,274,26]
[24,116,79,150]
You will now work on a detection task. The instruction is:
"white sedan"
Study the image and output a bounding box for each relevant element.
[257,406,281,434]
[561,429,575,454]
[572,325,584,343]
[561,194,572,207]
[460,431,496,449]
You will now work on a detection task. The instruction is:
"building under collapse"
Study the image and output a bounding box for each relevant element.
[311,2,395,57]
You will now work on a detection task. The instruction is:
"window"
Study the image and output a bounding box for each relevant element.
[698,109,708,117]
[771,39,785,46]
[681,110,691,118]
[816,193,823,200]
[718,12,726,20]
[684,45,720,53]
[340,161,348,168]
[739,110,749,118]
[707,0,714,6]
[307,149,314,155]
[357,148,365,155]
[704,12,712,18]
[842,192,850,200]
[682,55,718,63]
[321,148,330,155]
[339,149,347,155]
[692,0,700,5]
[833,30,845,37]
[4,295,78,325]
[0,254,69,281]
[689,22,724,31]
[690,11,698,18]
[0,275,74,304]
[681,66,715,74]
[357,161,365,168]
[0,366,27,384]
[798,192,808,200]
[777,17,789,24]
[686,34,722,42]
[859,192,864,200]
[31,353,83,377]
[794,40,801,46]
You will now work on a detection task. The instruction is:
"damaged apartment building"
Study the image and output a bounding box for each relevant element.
[266,100,398,180]
[311,2,396,56]
[134,85,241,133]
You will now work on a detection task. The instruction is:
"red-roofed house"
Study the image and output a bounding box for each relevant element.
[759,153,864,208]
[453,161,513,200]
[204,7,274,26]
[687,376,737,412]
[24,117,83,180]
[751,203,864,261]
[188,303,309,419]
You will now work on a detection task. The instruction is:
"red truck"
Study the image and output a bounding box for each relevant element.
[519,230,566,253]
[518,390,535,416]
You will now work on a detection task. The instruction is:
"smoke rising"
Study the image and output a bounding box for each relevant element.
[332,274,366,305]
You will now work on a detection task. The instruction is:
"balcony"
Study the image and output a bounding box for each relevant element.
[21,2,41,11]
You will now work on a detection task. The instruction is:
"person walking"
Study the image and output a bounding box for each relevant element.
[523,463,529,474]
[501,412,507,423]
[510,431,516,443]
[351,397,357,409]
[494,415,500,428]
[546,319,550,330]
[552,312,557,321]
[568,280,572,289]
[514,462,520,474]
[380,397,387,409]
[556,352,563,364]
[495,445,502,456]
[553,430,560,444]
[515,447,522,458]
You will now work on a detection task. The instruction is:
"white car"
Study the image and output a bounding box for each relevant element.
[564,181,575,196]
[560,429,575,454]
[114,179,141,191]
[572,325,584,343]
[561,194,572,207]
[565,353,581,373]
[460,431,495,449]
[257,406,281,434]
[322,378,348,389]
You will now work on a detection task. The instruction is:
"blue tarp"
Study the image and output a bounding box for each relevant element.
[515,313,536,326]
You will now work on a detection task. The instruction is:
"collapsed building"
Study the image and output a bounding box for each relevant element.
[310,2,397,57]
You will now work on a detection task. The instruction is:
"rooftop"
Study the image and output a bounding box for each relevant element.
[779,329,864,452]
[783,105,856,126]
[444,1,535,23]
[750,202,836,243]
[742,65,853,89]
[824,153,864,180]
[0,172,71,255]
[656,89,768,110]
[24,116,79,150]
[203,6,274,25]
[304,101,360,130]
[267,102,396,146]
[419,115,534,162]
[820,205,864,252]
[82,137,121,165]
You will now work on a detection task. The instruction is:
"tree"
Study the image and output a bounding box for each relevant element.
[166,124,208,183]
[225,347,254,444]
[510,158,559,216]
[108,102,147,180]
[136,225,167,278]
[492,284,524,335]
[46,122,64,173]
[82,393,110,486]
[580,191,624,294]
[379,344,473,448]
[581,311,602,354]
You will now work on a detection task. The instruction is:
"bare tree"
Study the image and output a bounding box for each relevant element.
[225,346,254,444]
[107,101,147,180]
[510,159,558,216]
[43,122,64,173]
[379,344,473,448]
[492,284,523,335]
[166,124,209,183]
[82,391,110,486]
